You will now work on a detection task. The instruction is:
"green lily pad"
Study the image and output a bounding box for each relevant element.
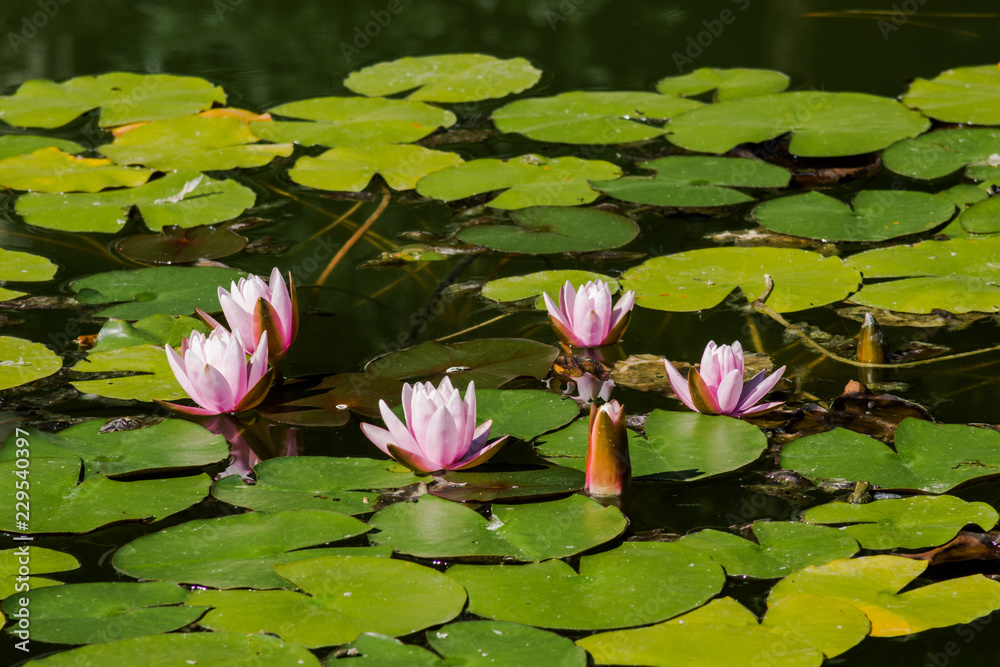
[656,68,791,100]
[18,633,319,667]
[476,388,579,440]
[492,91,702,144]
[801,495,1000,550]
[593,156,790,208]
[430,466,585,502]
[333,622,587,667]
[415,154,622,209]
[0,336,62,391]
[0,247,58,301]
[0,457,209,534]
[113,509,372,589]
[71,344,186,402]
[365,338,559,389]
[481,270,619,308]
[0,547,79,600]
[0,581,205,645]
[457,206,638,254]
[620,246,862,313]
[0,135,84,159]
[781,418,1000,493]
[17,170,257,233]
[89,314,211,353]
[768,555,1000,636]
[579,595,870,666]
[369,494,626,561]
[211,456,416,515]
[344,54,542,102]
[99,115,293,171]
[449,541,725,630]
[0,73,226,128]
[186,554,467,648]
[846,237,1000,279]
[70,265,247,319]
[675,521,859,578]
[260,373,405,427]
[902,65,1000,124]
[667,91,930,157]
[0,147,153,193]
[115,224,249,263]
[289,144,463,192]
[883,128,1000,181]
[0,418,227,478]
[252,96,456,146]
[537,410,768,481]
[851,275,1000,314]
[752,190,955,242]
[940,183,990,209]
[958,195,1000,234]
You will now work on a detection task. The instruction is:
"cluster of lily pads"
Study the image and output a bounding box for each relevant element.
[3,54,1000,665]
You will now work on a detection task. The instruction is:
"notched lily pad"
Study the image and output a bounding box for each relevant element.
[344,54,542,102]
[289,144,463,192]
[656,68,791,101]
[0,135,84,160]
[0,147,153,193]
[457,206,639,254]
[416,154,622,209]
[481,269,620,308]
[115,224,249,263]
[492,91,702,144]
[594,156,790,208]
[0,336,62,391]
[0,547,79,600]
[902,65,1000,125]
[883,128,1000,181]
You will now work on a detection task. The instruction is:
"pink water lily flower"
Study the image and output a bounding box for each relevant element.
[543,280,636,348]
[665,340,785,417]
[360,377,509,474]
[200,267,298,363]
[159,327,272,416]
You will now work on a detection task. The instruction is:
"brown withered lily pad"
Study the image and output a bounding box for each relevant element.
[899,531,1000,567]
[837,306,989,330]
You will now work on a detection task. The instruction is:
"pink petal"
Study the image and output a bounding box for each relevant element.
[461,380,477,450]
[400,382,415,430]
[735,366,785,414]
[608,290,635,330]
[360,422,395,457]
[422,405,463,469]
[733,399,785,417]
[664,360,697,412]
[543,291,571,330]
[193,361,236,413]
[154,399,221,416]
[378,399,422,458]
[451,435,509,470]
[219,291,255,352]
[165,344,204,406]
[715,369,744,415]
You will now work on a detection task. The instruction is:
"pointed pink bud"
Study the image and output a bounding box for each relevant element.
[584,401,630,498]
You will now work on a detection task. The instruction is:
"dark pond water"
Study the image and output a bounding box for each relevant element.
[3,0,1000,664]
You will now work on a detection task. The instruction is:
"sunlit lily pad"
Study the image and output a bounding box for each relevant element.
[477,388,579,440]
[0,457,209,533]
[0,547,79,601]
[90,315,209,353]
[492,91,702,144]
[186,554,466,647]
[344,54,542,102]
[449,541,724,630]
[801,495,999,549]
[480,269,619,308]
[71,344,185,402]
[335,621,587,666]
[537,410,767,481]
[0,147,153,193]
[902,65,1000,124]
[99,115,293,171]
[781,418,1000,493]
[369,494,626,561]
[768,555,1000,636]
[667,91,929,157]
[0,336,62,391]
[621,247,861,312]
[252,96,456,146]
[853,275,1000,314]
[17,171,257,233]
[457,206,638,253]
[289,144,463,192]
[18,633,319,667]
[958,195,1000,234]
[0,135,84,159]
[212,456,415,515]
[579,595,870,666]
[115,224,248,263]
[882,128,1000,181]
[71,265,246,319]
[0,418,227,478]
[415,154,622,209]
[0,581,204,645]
[0,73,226,128]
[752,191,955,242]
[656,68,791,100]
[676,521,859,578]
[365,338,559,389]
[594,156,790,207]
[0,247,58,301]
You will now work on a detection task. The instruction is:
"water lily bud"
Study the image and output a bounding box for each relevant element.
[857,312,888,385]
[585,400,630,498]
